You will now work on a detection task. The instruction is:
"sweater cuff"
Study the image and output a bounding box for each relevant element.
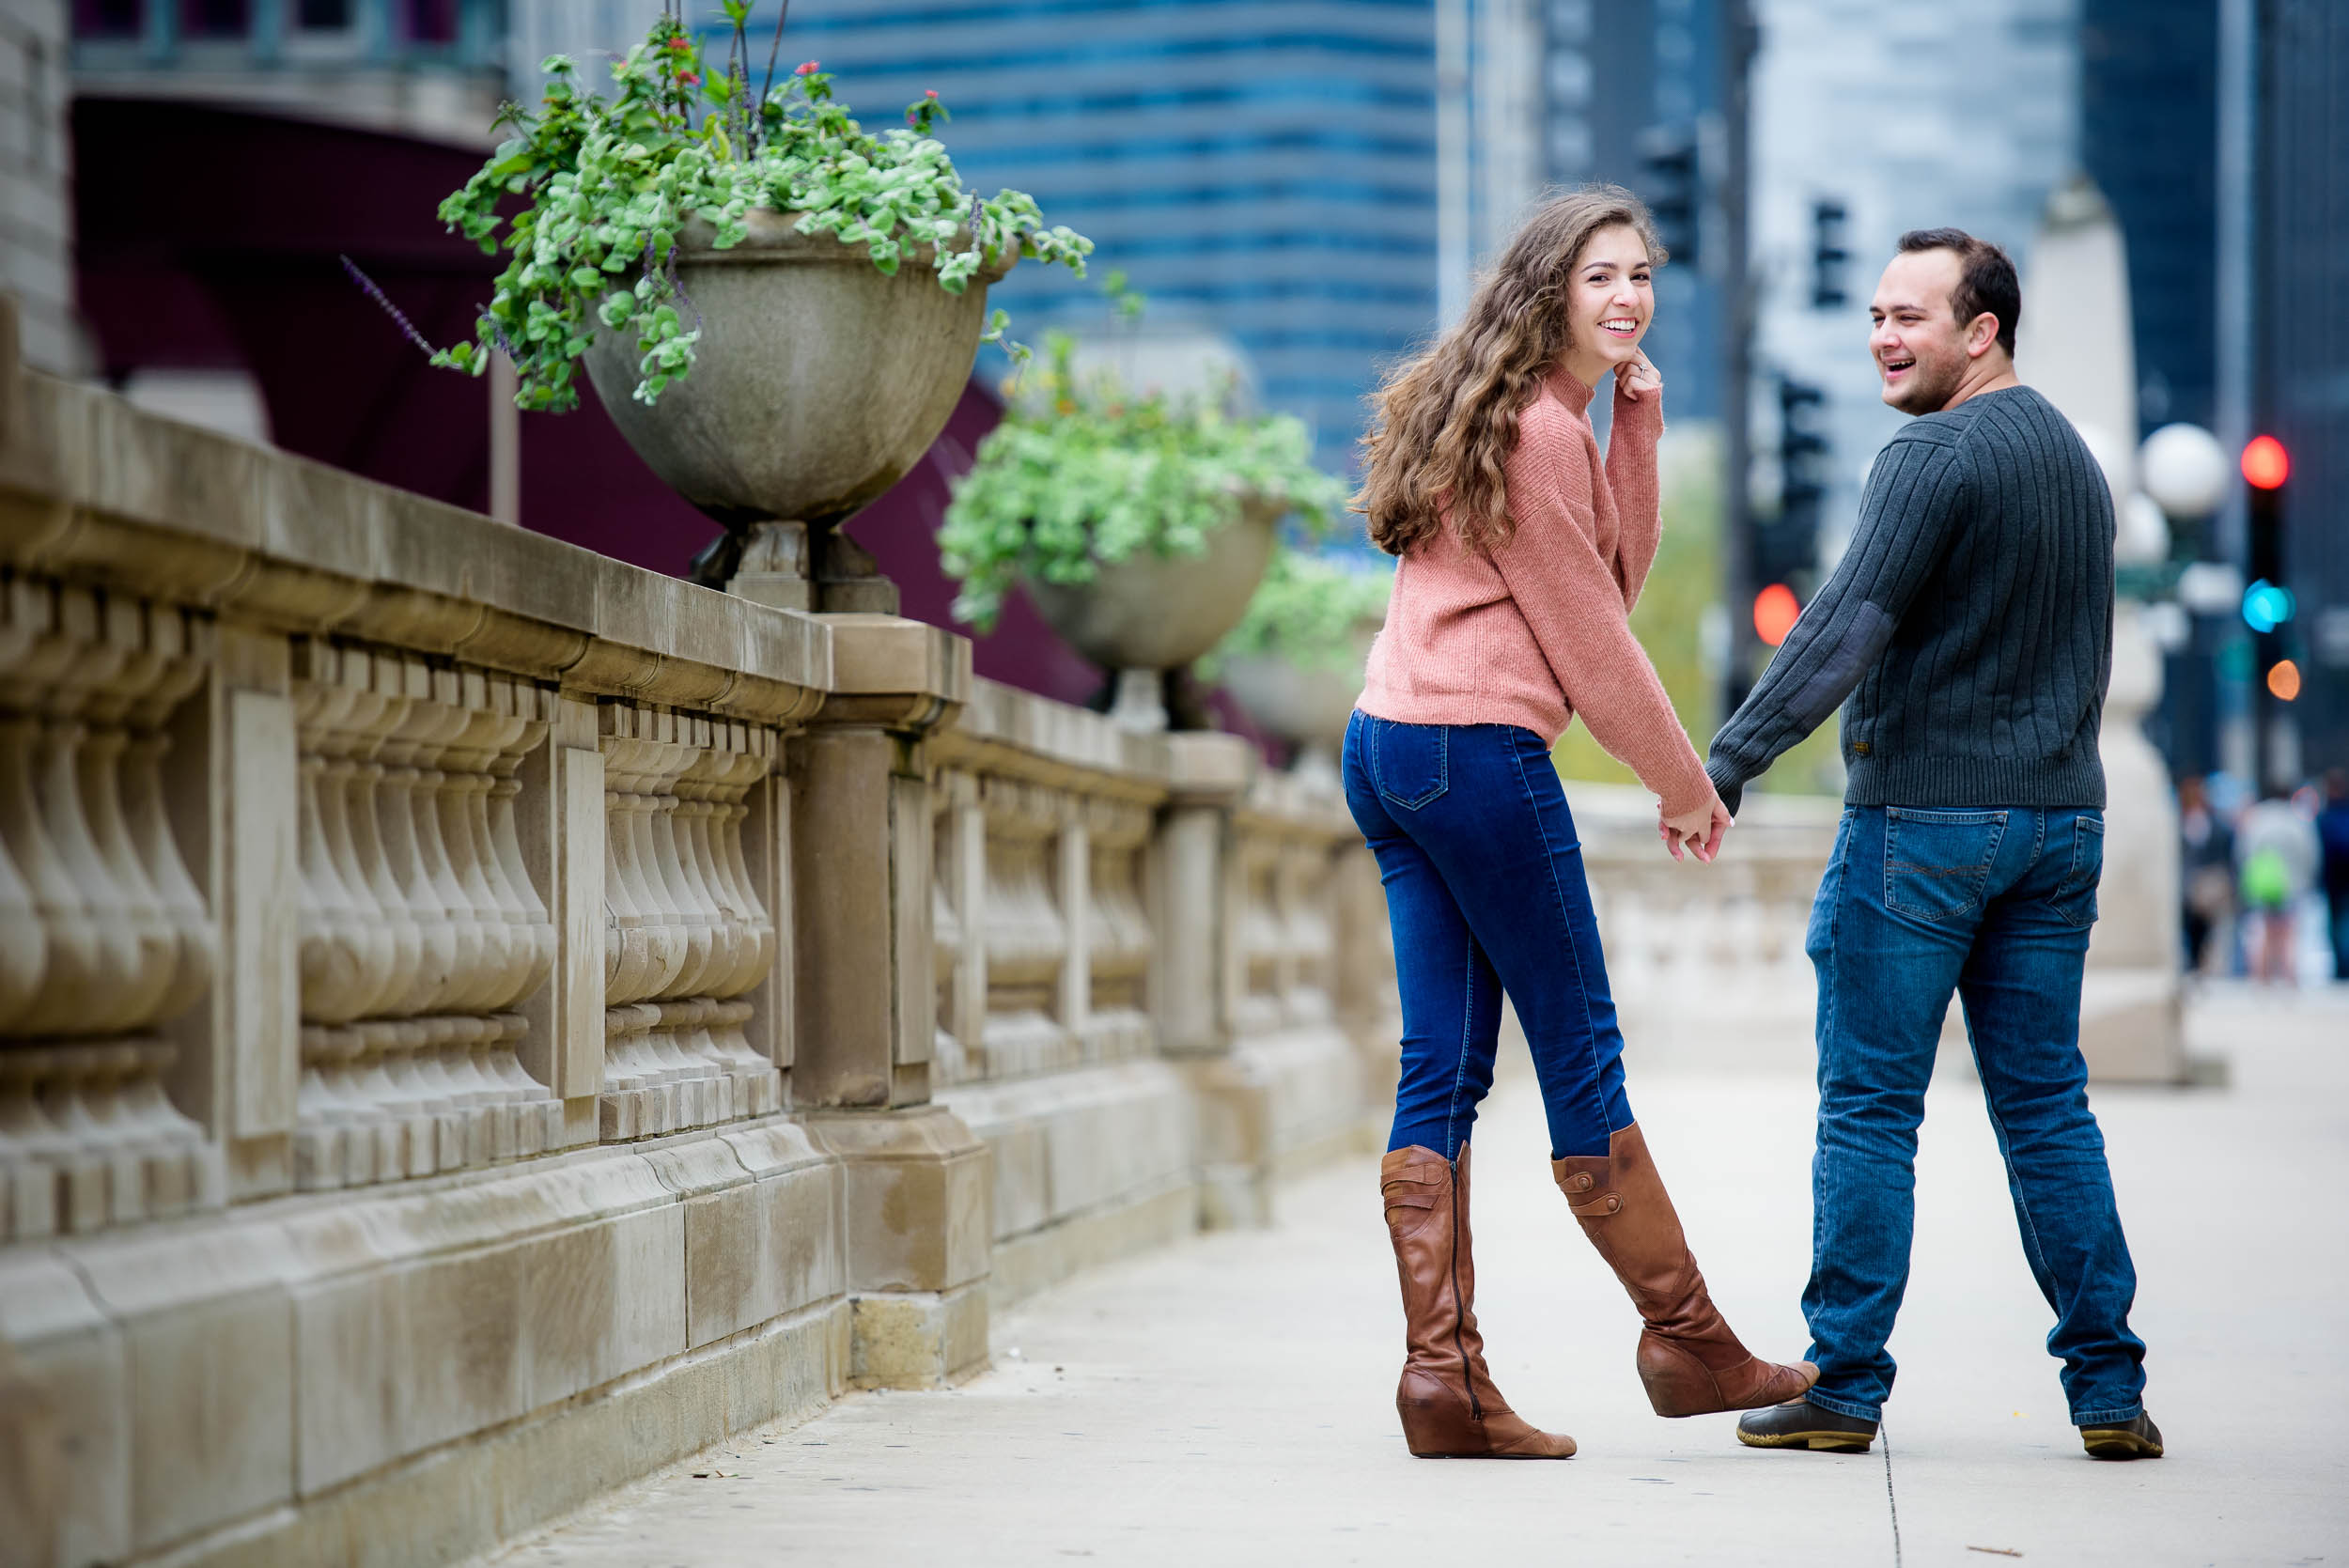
[1652,751,1716,819]
[1611,380,1665,436]
[1705,758,1746,819]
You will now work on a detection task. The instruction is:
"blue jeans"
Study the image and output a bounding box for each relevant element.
[1342,712,1633,1161]
[1804,804,2147,1426]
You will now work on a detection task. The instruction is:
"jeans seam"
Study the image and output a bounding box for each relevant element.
[1811,822,1846,1358]
[1443,945,1476,1157]
[1970,1040,2059,1297]
[1508,739,1616,1141]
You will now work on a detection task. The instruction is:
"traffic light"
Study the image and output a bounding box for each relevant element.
[2242,434,2296,775]
[1811,200,1850,309]
[2244,432,2289,639]
[1754,377,1828,608]
[1636,123,1701,264]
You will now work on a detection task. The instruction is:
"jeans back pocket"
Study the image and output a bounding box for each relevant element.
[1883,806,2007,924]
[1369,718,1449,810]
[2045,811,2104,929]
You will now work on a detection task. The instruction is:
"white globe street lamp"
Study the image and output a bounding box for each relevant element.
[2139,422,2231,520]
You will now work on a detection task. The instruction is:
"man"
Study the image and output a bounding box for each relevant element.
[1705,229,2159,1460]
[2176,774,2235,975]
[2315,769,2349,980]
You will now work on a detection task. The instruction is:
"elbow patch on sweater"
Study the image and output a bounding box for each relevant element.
[1789,600,1895,730]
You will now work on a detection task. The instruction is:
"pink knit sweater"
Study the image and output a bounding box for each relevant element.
[1358,366,1716,817]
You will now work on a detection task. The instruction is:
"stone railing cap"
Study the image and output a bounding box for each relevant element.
[0,365,836,717]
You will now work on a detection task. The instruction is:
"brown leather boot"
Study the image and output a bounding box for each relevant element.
[1382,1143,1576,1458]
[1551,1124,1818,1418]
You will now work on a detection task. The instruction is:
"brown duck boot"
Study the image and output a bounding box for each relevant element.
[1382,1144,1577,1458]
[1551,1124,1817,1418]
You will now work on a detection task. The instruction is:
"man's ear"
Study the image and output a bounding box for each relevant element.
[1966,312,2001,360]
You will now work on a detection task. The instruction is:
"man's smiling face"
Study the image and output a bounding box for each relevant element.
[1869,247,1975,413]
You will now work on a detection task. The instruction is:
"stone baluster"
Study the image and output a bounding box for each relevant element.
[287,644,560,1190]
[1081,799,1156,1063]
[0,578,218,1241]
[978,776,1071,1081]
[1278,839,1337,1027]
[928,775,967,1088]
[687,744,781,1114]
[595,704,781,1141]
[1229,829,1286,1041]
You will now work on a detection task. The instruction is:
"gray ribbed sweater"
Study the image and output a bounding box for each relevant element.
[1707,385,2113,814]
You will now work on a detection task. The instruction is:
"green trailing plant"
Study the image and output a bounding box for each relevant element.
[1205,546,1394,679]
[428,2,1091,411]
[939,322,1348,631]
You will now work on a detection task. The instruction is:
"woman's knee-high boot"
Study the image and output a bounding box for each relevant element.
[1383,1143,1577,1458]
[1551,1124,1818,1417]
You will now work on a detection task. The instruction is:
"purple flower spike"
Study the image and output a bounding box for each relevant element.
[340,255,440,358]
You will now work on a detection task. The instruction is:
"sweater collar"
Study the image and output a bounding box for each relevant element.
[1542,364,1598,415]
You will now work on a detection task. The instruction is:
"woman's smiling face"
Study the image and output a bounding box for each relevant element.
[1563,224,1656,382]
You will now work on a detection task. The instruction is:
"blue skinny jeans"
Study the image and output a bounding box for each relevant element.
[1342,712,1632,1162]
[1803,804,2147,1426]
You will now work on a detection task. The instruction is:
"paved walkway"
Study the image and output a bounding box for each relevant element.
[486,986,2348,1568]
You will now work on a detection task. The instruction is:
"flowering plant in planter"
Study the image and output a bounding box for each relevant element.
[938,329,1348,631]
[1205,546,1395,678]
[430,1,1091,410]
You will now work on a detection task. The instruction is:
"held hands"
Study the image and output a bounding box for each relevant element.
[1657,796,1732,864]
[1616,350,1663,402]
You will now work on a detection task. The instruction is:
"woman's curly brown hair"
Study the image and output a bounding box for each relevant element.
[1355,185,1664,556]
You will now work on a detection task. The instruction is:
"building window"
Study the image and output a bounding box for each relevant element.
[71,0,145,38]
[298,0,353,27]
[180,0,250,38]
[405,0,459,43]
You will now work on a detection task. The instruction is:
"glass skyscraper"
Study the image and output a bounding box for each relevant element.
[769,0,1441,475]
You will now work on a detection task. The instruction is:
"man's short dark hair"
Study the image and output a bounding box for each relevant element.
[1896,227,2020,355]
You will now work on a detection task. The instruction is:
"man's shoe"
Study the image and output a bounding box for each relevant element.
[1735,1398,1878,1452]
[2079,1412,2163,1460]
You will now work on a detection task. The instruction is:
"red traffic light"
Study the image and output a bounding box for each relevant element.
[1753,583,1800,647]
[2242,434,2290,490]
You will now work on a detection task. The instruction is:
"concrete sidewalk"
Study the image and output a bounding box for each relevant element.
[485,986,2348,1568]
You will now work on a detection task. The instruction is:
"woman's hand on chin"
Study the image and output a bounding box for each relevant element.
[1616,350,1663,402]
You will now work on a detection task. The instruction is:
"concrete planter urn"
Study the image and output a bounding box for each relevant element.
[582,210,1011,613]
[1025,499,1280,731]
[1220,623,1377,784]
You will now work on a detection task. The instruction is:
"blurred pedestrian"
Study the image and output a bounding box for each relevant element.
[1706,228,2158,1460]
[2237,785,2319,985]
[2320,770,2349,982]
[1346,183,1812,1461]
[2178,774,2235,975]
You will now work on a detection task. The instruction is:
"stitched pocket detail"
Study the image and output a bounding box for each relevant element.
[1883,806,2007,924]
[2046,813,2104,929]
[1369,719,1449,811]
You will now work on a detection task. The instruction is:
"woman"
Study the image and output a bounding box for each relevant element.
[1347,185,1815,1459]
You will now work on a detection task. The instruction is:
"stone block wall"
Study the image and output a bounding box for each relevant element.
[0,321,1393,1566]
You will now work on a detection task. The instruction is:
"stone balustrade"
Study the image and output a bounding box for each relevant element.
[0,315,1393,1568]
[1565,782,1843,1074]
[1,579,217,1240]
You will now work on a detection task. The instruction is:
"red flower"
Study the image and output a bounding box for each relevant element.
[679,70,699,85]
[667,36,690,51]
[925,89,939,99]
[796,59,819,75]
